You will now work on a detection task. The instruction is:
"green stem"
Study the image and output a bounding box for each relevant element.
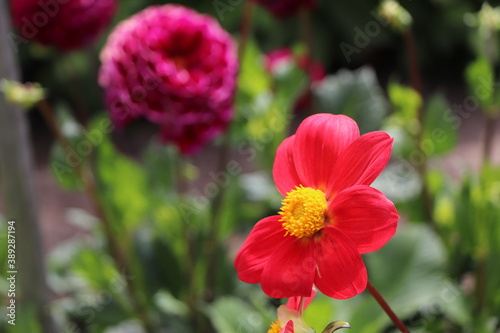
[474,253,487,315]
[367,281,409,333]
[38,100,156,333]
[403,29,436,226]
[203,0,255,303]
[204,129,232,302]
[63,56,89,127]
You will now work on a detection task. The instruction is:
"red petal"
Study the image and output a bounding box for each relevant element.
[326,131,393,196]
[235,216,285,283]
[292,114,359,193]
[273,136,303,196]
[328,185,399,254]
[314,228,367,299]
[261,236,316,298]
[280,320,294,333]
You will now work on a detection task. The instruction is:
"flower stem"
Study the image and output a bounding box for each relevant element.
[63,56,89,127]
[238,0,255,60]
[203,0,255,303]
[403,30,422,97]
[37,100,156,333]
[367,281,409,333]
[482,114,497,165]
[298,297,306,315]
[299,9,314,60]
[403,29,436,228]
[204,128,232,302]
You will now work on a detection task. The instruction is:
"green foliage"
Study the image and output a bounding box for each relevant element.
[94,125,149,236]
[304,224,471,333]
[49,103,85,190]
[385,83,458,159]
[205,293,274,333]
[465,57,495,113]
[422,94,458,156]
[10,1,499,332]
[314,67,388,133]
[433,164,500,316]
[236,40,306,169]
[388,83,422,123]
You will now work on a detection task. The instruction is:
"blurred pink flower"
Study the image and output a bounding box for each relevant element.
[10,0,118,51]
[98,5,238,155]
[264,48,325,112]
[253,0,316,18]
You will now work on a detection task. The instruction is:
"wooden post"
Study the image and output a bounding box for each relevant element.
[0,1,55,331]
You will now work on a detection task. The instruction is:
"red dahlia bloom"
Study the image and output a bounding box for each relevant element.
[253,0,316,18]
[235,114,399,299]
[10,0,117,51]
[98,5,238,155]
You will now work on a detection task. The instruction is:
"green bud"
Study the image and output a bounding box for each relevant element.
[378,0,412,33]
[1,79,45,109]
[478,3,500,31]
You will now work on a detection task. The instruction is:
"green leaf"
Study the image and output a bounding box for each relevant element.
[465,57,494,111]
[371,160,421,203]
[388,82,422,123]
[94,128,149,235]
[205,296,271,333]
[314,67,388,133]
[237,40,271,100]
[49,103,84,190]
[422,94,458,156]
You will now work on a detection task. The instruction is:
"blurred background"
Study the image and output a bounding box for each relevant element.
[1,0,500,332]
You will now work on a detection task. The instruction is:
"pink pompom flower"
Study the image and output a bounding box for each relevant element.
[10,0,118,51]
[98,5,238,155]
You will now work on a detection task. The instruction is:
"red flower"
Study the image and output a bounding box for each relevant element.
[98,5,238,155]
[235,114,399,299]
[253,0,316,18]
[10,0,117,51]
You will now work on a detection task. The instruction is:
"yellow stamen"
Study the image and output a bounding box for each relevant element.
[268,320,282,333]
[279,185,327,238]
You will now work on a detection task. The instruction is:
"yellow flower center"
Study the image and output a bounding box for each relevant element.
[268,320,282,333]
[279,185,327,238]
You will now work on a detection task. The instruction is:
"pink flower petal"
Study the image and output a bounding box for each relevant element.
[235,216,285,283]
[292,114,360,193]
[314,228,367,299]
[286,287,317,312]
[273,136,303,196]
[280,320,294,333]
[328,185,399,254]
[261,237,316,298]
[326,131,393,197]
